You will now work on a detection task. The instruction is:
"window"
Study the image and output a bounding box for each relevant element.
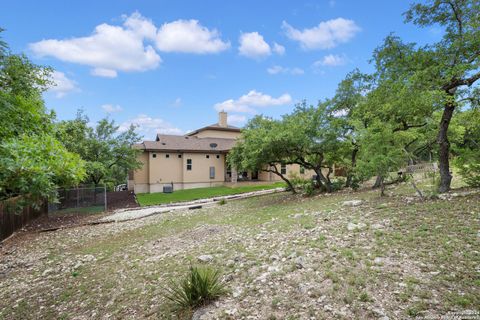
[281,163,287,175]
[206,155,210,159]
[216,155,220,159]
[300,166,305,174]
[152,153,157,158]
[178,154,182,158]
[187,159,192,171]
[166,154,170,158]
[209,166,215,179]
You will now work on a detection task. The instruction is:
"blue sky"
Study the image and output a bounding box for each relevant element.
[1,0,441,139]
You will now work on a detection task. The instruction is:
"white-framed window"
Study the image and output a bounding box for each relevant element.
[187,159,192,171]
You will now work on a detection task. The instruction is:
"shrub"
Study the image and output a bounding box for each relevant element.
[331,178,346,192]
[165,266,226,310]
[455,153,480,187]
[290,173,316,196]
[218,199,226,205]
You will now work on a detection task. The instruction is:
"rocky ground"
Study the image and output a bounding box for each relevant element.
[0,182,479,319]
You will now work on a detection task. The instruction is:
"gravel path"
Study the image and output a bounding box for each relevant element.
[100,187,285,222]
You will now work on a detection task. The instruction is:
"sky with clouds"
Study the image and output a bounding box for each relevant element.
[1,0,442,139]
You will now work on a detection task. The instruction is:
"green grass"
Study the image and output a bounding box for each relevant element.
[52,206,104,215]
[136,182,285,206]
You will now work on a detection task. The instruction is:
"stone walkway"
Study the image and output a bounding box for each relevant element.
[100,187,285,222]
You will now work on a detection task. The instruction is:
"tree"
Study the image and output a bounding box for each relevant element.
[328,70,372,188]
[403,0,480,192]
[229,102,347,193]
[0,135,85,205]
[281,101,346,192]
[56,112,142,189]
[227,116,297,192]
[0,30,85,205]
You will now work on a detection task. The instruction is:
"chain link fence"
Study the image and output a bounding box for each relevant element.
[48,186,107,214]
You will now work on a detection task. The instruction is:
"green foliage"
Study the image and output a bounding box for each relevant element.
[56,111,142,188]
[165,266,226,310]
[0,135,85,204]
[228,115,297,191]
[330,178,346,192]
[0,31,84,205]
[229,102,348,193]
[217,199,226,205]
[289,173,315,196]
[453,108,480,187]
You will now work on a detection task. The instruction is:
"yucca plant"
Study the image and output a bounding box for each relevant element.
[165,266,226,310]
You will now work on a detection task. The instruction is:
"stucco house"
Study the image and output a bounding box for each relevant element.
[129,111,317,193]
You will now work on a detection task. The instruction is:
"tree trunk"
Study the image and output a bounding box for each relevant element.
[437,100,455,193]
[345,146,358,188]
[313,167,332,192]
[265,165,296,194]
[278,174,296,194]
[380,178,386,197]
[372,175,383,189]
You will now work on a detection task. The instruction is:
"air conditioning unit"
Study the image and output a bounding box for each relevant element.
[163,185,173,193]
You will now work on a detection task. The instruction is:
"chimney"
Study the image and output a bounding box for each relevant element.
[218,111,228,127]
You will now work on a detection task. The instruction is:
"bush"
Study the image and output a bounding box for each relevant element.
[165,266,226,310]
[218,199,226,205]
[290,174,316,196]
[455,152,480,187]
[331,178,346,192]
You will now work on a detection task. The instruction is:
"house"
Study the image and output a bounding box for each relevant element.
[129,111,318,193]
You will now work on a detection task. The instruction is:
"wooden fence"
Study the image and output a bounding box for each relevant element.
[0,197,47,242]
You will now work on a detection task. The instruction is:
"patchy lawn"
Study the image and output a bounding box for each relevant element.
[0,182,478,319]
[136,182,286,206]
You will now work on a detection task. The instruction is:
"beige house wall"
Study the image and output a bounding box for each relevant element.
[192,130,241,139]
[182,153,225,184]
[133,152,150,193]
[256,164,326,182]
[133,149,335,193]
[148,152,183,184]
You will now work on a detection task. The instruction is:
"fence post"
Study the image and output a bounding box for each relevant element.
[104,185,107,212]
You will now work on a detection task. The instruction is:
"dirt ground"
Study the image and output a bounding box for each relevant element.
[107,190,139,211]
[0,182,479,319]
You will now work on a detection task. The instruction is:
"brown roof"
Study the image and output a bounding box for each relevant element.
[134,134,236,153]
[185,123,241,136]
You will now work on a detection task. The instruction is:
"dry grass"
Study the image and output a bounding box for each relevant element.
[0,178,478,319]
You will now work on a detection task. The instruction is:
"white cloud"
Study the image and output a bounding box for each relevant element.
[156,19,230,54]
[267,65,304,75]
[313,54,347,67]
[238,32,271,59]
[282,18,360,50]
[91,68,118,78]
[30,12,161,78]
[171,97,182,107]
[272,42,285,55]
[214,90,292,114]
[101,104,123,113]
[228,114,247,126]
[48,71,78,98]
[119,114,183,139]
